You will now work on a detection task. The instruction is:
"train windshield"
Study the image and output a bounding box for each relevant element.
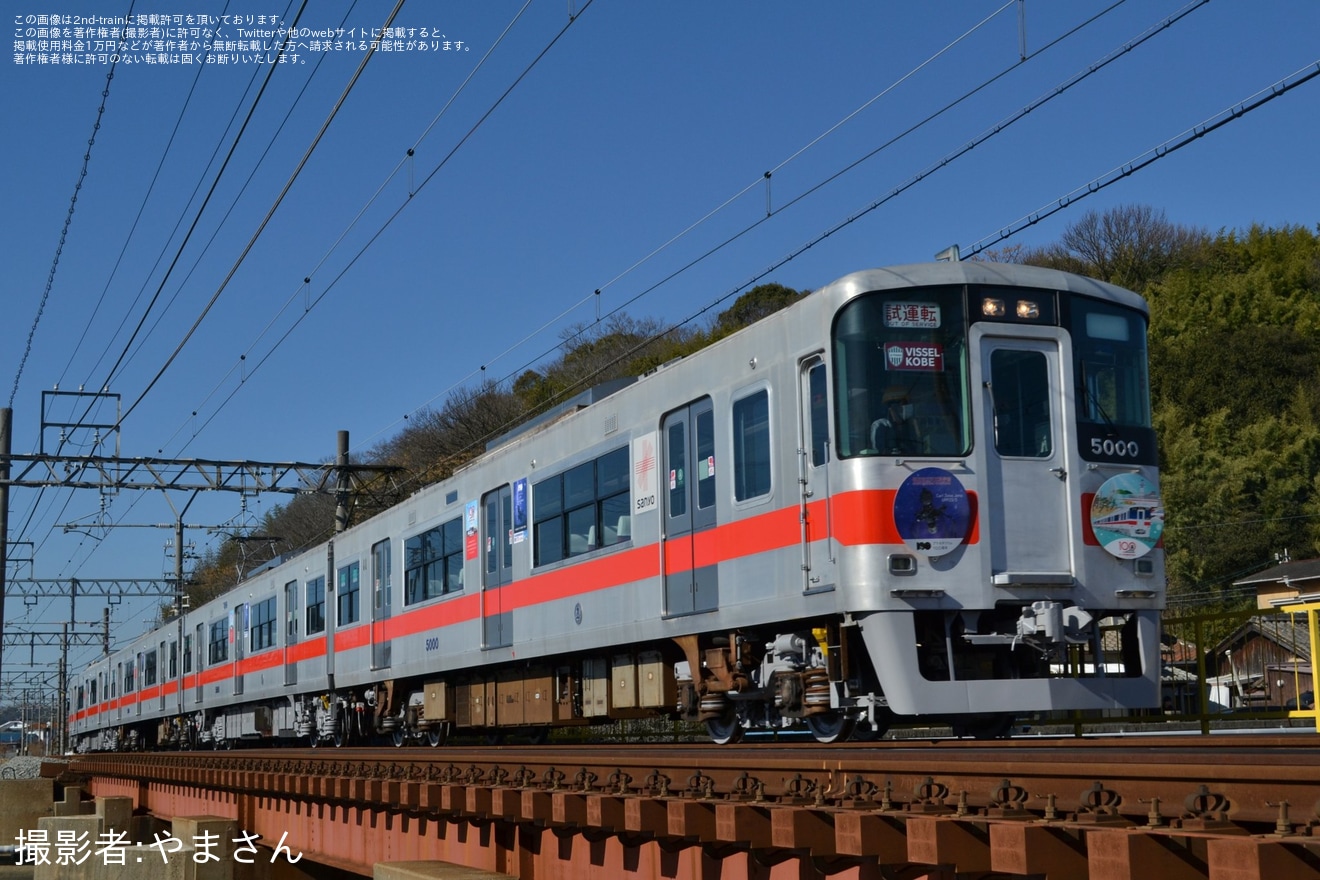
[832,286,970,458]
[1069,299,1152,431]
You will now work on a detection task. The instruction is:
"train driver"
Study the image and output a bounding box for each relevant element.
[870,385,923,454]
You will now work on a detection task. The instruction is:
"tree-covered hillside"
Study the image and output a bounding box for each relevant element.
[1009,209,1320,608]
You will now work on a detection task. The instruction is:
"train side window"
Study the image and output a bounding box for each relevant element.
[306,577,326,635]
[732,389,772,501]
[208,620,228,663]
[533,445,631,566]
[123,659,135,693]
[337,561,360,627]
[251,596,277,651]
[404,517,464,605]
[990,349,1052,458]
[144,650,157,687]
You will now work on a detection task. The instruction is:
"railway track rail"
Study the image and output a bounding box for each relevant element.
[70,735,1320,878]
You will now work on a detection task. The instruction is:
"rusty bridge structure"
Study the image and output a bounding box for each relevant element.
[67,734,1320,879]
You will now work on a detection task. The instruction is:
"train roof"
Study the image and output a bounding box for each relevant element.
[821,262,1149,315]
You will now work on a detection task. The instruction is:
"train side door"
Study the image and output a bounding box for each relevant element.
[482,485,514,649]
[283,580,298,687]
[232,604,245,696]
[194,623,205,703]
[371,538,392,669]
[159,640,167,711]
[978,333,1073,583]
[798,356,831,590]
[662,398,718,616]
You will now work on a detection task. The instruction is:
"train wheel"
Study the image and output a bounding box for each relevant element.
[805,712,854,744]
[391,729,406,748]
[705,707,744,745]
[850,708,894,742]
[331,731,346,748]
[426,725,447,748]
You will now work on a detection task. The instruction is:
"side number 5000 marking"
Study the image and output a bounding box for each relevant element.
[424,637,440,652]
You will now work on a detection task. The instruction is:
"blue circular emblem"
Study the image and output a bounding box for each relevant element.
[893,467,971,557]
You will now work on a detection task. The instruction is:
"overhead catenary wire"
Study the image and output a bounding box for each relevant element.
[169,0,595,455]
[7,0,138,410]
[53,0,241,398]
[428,31,1310,501]
[159,0,538,456]
[472,0,1206,425]
[21,1,583,603]
[960,60,1320,258]
[9,0,314,592]
[175,0,1129,464]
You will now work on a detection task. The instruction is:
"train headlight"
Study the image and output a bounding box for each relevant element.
[981,297,1005,317]
[1016,299,1040,319]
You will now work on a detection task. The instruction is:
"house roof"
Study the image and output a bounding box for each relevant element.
[1233,558,1320,588]
[1212,615,1313,662]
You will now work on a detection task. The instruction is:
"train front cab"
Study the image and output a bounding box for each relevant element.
[829,271,1163,724]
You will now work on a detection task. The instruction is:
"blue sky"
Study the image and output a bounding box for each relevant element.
[3,0,1318,682]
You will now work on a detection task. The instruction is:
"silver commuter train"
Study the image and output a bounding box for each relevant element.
[69,261,1165,749]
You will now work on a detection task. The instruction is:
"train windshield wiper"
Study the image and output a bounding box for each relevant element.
[1078,362,1120,436]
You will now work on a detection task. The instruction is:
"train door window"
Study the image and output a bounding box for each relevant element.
[667,420,687,516]
[372,539,391,611]
[696,409,716,509]
[989,349,1052,457]
[306,576,326,635]
[90,678,97,705]
[732,389,771,501]
[808,362,829,466]
[285,580,299,641]
[182,635,192,675]
[168,641,177,679]
[123,659,135,693]
[337,562,360,626]
[76,685,84,711]
[144,650,156,687]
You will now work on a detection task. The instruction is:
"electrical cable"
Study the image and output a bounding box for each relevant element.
[7,0,138,409]
[961,60,1320,258]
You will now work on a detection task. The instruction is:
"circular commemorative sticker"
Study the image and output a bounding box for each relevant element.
[1089,473,1164,559]
[893,467,971,557]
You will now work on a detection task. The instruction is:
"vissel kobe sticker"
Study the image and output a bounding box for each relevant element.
[884,341,944,371]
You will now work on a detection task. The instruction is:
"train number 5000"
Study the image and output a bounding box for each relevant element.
[1091,438,1139,457]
